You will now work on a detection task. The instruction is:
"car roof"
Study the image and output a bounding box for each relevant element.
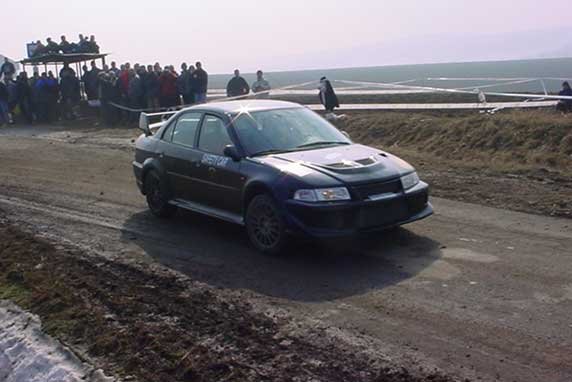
[180,100,303,115]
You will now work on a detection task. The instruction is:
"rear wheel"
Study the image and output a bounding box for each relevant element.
[246,194,286,254]
[144,171,177,218]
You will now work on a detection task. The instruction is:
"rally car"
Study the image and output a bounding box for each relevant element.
[133,100,432,253]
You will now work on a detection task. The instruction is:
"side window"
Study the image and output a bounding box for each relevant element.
[172,112,202,147]
[197,115,233,155]
[162,121,175,141]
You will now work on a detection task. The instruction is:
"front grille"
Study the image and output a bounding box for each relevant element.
[351,178,402,200]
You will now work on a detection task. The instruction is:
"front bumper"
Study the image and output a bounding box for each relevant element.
[284,181,433,238]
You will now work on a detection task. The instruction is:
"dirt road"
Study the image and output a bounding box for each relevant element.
[0,124,571,382]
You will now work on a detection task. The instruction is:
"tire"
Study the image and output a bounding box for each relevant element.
[245,194,286,254]
[144,171,177,218]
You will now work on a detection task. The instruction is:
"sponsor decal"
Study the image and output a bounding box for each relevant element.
[201,153,229,167]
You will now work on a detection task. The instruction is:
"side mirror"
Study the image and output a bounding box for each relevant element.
[223,145,242,161]
[341,130,350,139]
[138,113,151,136]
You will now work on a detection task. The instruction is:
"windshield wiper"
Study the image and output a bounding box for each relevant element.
[251,149,291,157]
[296,141,351,149]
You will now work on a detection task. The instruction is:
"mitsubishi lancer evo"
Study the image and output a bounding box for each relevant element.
[133,100,433,253]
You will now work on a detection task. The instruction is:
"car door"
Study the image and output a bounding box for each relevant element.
[159,111,204,201]
[195,114,244,214]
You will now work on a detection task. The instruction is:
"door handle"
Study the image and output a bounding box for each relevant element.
[158,152,164,158]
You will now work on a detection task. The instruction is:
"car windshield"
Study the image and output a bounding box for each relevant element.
[232,107,351,156]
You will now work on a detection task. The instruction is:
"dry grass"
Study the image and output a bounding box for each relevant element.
[335,109,572,175]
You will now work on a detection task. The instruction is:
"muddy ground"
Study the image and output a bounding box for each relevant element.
[0,109,571,382]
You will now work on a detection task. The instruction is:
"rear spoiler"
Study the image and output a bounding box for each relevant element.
[138,110,178,136]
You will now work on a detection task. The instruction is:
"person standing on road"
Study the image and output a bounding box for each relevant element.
[252,70,271,98]
[16,72,34,124]
[0,80,10,125]
[226,69,250,98]
[556,81,572,113]
[318,76,339,112]
[60,70,81,120]
[177,63,192,105]
[192,61,208,103]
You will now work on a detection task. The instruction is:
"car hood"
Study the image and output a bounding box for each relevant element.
[256,144,415,185]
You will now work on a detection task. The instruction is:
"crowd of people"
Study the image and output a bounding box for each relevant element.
[0,54,279,126]
[30,34,100,57]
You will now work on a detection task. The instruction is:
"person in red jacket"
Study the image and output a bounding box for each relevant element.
[158,67,179,108]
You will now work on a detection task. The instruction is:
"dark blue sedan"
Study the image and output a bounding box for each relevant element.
[133,100,432,253]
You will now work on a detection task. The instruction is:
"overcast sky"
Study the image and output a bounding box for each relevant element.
[3,0,571,73]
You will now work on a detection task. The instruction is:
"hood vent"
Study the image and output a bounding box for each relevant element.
[325,156,378,169]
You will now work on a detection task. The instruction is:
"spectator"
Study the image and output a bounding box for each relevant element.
[158,67,179,108]
[16,72,33,123]
[144,66,160,109]
[32,40,46,57]
[46,71,59,121]
[252,70,271,98]
[110,61,120,77]
[0,80,10,125]
[318,76,339,112]
[34,73,52,122]
[45,37,60,53]
[88,35,100,53]
[84,60,101,100]
[556,81,572,113]
[0,58,16,81]
[60,69,81,120]
[192,61,208,103]
[226,69,250,98]
[78,34,89,53]
[177,62,193,105]
[185,65,196,105]
[119,63,130,96]
[5,77,18,122]
[127,69,144,122]
[59,62,75,78]
[59,35,72,53]
[30,70,40,121]
[99,72,121,125]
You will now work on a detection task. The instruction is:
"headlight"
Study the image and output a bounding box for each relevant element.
[293,187,351,202]
[401,172,420,190]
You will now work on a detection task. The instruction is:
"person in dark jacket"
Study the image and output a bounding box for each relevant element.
[59,35,72,54]
[556,81,572,113]
[144,66,160,109]
[45,38,60,54]
[318,76,339,112]
[32,40,46,57]
[88,35,100,54]
[0,80,9,125]
[99,72,121,125]
[60,70,81,120]
[127,69,144,123]
[226,69,250,98]
[16,72,33,123]
[59,63,76,79]
[83,61,101,100]
[192,61,208,103]
[177,63,193,105]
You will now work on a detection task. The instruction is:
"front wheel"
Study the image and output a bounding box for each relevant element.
[245,194,286,254]
[144,171,177,218]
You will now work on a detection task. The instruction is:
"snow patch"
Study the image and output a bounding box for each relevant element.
[0,300,114,382]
